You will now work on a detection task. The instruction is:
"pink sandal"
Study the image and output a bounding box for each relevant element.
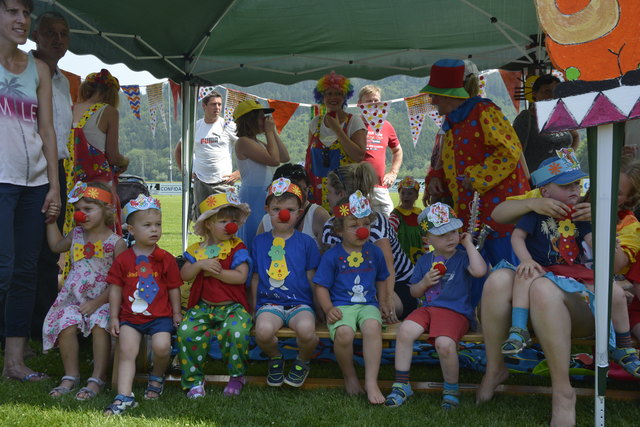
[186,383,206,399]
[223,376,245,396]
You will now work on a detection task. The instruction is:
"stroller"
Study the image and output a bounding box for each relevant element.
[116,174,150,246]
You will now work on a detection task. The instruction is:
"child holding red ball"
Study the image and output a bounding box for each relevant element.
[385,202,486,409]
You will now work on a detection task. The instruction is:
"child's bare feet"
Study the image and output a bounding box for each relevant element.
[365,382,385,404]
[476,366,509,404]
[344,376,364,396]
[550,387,576,427]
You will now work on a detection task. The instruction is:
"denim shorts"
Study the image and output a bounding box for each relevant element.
[256,304,315,327]
[120,317,174,335]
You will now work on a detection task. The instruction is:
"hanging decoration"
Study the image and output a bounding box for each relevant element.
[499,70,522,112]
[224,88,260,123]
[267,99,299,133]
[169,80,181,120]
[121,85,142,120]
[404,93,440,147]
[358,101,390,134]
[198,86,216,102]
[147,83,166,136]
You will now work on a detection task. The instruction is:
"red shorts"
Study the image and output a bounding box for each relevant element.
[405,306,469,345]
[629,296,640,329]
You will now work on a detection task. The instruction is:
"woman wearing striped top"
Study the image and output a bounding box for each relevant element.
[321,163,415,322]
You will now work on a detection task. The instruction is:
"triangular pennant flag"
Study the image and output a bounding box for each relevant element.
[147,83,167,131]
[198,86,215,102]
[267,99,299,133]
[358,101,390,134]
[478,73,488,98]
[169,80,181,120]
[149,107,157,137]
[499,69,522,112]
[121,85,141,120]
[60,69,81,103]
[224,88,260,122]
[405,94,438,147]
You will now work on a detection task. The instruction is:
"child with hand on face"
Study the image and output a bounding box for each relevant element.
[389,176,424,264]
[251,178,321,388]
[385,202,486,409]
[44,182,126,400]
[178,190,253,398]
[314,191,391,404]
[104,195,182,415]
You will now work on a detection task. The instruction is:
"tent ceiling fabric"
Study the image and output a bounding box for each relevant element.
[34,0,541,85]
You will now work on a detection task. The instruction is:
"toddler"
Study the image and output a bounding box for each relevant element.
[389,176,424,264]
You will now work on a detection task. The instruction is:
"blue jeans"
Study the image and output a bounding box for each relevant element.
[0,183,47,338]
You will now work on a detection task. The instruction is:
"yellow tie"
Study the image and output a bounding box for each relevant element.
[73,240,104,262]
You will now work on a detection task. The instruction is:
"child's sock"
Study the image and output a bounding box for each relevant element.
[616,331,633,349]
[394,370,410,385]
[508,307,529,342]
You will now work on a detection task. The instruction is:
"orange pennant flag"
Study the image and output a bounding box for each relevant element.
[499,69,522,112]
[61,69,81,103]
[268,99,299,133]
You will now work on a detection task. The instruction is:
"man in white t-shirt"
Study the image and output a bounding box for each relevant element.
[358,85,403,216]
[174,92,239,220]
[31,11,73,341]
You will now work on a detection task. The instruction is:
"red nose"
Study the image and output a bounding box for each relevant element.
[74,211,87,224]
[278,210,291,222]
[355,227,369,240]
[225,222,238,234]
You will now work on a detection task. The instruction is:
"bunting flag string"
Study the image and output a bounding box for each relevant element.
[267,99,299,133]
[224,88,260,123]
[198,86,216,102]
[121,85,142,120]
[404,93,441,147]
[169,80,181,120]
[358,101,390,134]
[147,82,166,136]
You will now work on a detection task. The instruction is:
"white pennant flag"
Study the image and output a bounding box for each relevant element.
[358,101,390,133]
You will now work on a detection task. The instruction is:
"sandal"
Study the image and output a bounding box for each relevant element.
[501,327,532,355]
[186,383,206,399]
[75,377,105,401]
[610,347,640,378]
[144,375,165,400]
[49,375,81,397]
[441,389,460,410]
[384,382,413,408]
[104,394,138,416]
[223,376,245,396]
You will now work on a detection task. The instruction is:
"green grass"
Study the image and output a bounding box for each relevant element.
[2,195,639,425]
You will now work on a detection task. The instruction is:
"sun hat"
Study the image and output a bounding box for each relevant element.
[233,99,274,121]
[418,202,463,236]
[122,194,161,223]
[193,188,251,236]
[420,59,470,99]
[531,148,587,187]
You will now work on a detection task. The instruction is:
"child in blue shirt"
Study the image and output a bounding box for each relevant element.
[384,202,486,409]
[251,178,321,388]
[314,191,390,404]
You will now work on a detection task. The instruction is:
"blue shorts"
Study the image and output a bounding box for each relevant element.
[120,317,174,335]
[256,304,314,327]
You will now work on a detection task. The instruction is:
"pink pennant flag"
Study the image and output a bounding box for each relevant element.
[169,80,181,120]
[405,94,441,147]
[224,88,260,123]
[358,101,390,134]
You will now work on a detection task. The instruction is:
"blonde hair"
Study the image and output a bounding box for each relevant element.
[464,73,480,98]
[327,162,376,199]
[621,155,640,210]
[358,85,382,102]
[76,181,115,227]
[78,70,120,108]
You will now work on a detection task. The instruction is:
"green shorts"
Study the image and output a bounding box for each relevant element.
[327,304,382,340]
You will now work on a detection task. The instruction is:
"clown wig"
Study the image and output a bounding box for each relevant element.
[313,71,354,107]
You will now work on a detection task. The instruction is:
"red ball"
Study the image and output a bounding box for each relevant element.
[355,227,370,240]
[74,211,87,224]
[433,263,447,276]
[328,111,337,118]
[278,209,291,222]
[225,222,238,234]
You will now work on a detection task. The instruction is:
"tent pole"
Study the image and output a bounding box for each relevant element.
[180,80,195,253]
[589,123,623,427]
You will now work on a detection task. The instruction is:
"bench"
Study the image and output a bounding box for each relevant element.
[113,323,640,400]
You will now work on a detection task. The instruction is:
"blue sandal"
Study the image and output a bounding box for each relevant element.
[610,347,640,378]
[384,382,413,408]
[441,389,460,410]
[144,375,165,400]
[104,394,138,416]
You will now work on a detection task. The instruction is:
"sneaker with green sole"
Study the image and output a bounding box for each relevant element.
[283,359,310,387]
[267,356,285,386]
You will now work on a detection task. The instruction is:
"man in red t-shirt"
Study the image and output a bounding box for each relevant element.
[358,85,403,216]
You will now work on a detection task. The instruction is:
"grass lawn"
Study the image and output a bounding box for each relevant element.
[2,195,639,425]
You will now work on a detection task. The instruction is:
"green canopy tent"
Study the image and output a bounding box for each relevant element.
[31,2,616,425]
